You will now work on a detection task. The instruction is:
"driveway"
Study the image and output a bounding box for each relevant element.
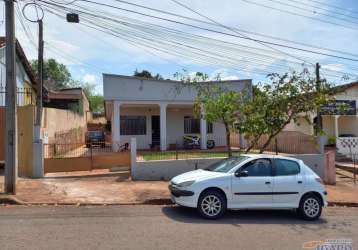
[0,206,356,250]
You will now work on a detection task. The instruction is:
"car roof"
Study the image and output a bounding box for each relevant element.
[239,154,302,162]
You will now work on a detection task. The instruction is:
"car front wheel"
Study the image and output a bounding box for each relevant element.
[197,190,226,219]
[298,194,322,221]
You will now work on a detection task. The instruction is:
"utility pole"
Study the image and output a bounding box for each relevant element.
[4,0,17,194]
[315,62,321,90]
[35,20,43,128]
[33,19,44,178]
[315,63,322,132]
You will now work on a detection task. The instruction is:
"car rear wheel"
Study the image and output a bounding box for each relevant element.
[298,194,322,221]
[197,190,226,219]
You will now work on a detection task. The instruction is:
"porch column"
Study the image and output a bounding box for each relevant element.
[160,103,167,151]
[112,100,121,151]
[334,115,340,138]
[200,109,207,150]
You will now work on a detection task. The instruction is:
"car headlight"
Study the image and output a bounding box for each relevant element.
[177,180,195,188]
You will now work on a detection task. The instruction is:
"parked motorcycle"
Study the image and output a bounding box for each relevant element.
[183,135,215,149]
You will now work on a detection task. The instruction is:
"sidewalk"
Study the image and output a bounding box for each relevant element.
[0,170,170,205]
[0,169,357,206]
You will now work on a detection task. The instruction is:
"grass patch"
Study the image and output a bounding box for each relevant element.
[141,150,243,161]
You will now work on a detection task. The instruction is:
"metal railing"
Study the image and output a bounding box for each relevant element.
[138,132,319,161]
[43,141,125,159]
[0,86,35,106]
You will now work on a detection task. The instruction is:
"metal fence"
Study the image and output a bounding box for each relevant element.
[138,132,319,161]
[0,86,35,106]
[43,141,123,159]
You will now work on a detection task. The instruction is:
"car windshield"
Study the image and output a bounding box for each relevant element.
[205,156,249,173]
[88,131,103,137]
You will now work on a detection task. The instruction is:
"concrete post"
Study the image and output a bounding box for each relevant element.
[112,101,121,151]
[239,134,246,149]
[200,114,207,150]
[334,115,340,138]
[316,136,325,154]
[130,137,137,179]
[160,103,167,151]
[32,126,44,178]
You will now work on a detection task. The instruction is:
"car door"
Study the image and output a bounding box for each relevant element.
[231,158,273,208]
[272,158,303,207]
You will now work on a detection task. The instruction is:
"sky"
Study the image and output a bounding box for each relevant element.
[1,0,358,94]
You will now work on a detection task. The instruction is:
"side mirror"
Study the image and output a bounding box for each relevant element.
[235,170,249,178]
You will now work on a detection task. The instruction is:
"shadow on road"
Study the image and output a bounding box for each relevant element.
[162,205,328,225]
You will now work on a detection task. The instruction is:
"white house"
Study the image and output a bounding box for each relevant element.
[103,74,252,151]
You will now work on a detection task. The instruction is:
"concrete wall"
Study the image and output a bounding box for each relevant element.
[132,154,326,181]
[291,154,325,179]
[17,105,34,177]
[42,107,87,143]
[283,116,314,135]
[44,151,131,173]
[132,158,224,181]
[103,74,252,103]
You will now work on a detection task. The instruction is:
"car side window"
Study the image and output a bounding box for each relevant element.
[274,159,300,176]
[239,159,272,177]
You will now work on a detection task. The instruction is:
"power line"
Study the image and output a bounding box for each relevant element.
[266,0,358,26]
[169,0,310,66]
[287,0,358,21]
[307,0,358,16]
[37,0,358,62]
[240,0,358,31]
[57,0,358,59]
[39,1,358,80]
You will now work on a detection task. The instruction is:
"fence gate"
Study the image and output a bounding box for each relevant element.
[43,143,131,173]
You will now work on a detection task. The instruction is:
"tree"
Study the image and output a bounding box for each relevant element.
[237,70,333,153]
[31,58,72,90]
[134,69,164,80]
[31,58,105,114]
[176,71,246,157]
[88,95,104,113]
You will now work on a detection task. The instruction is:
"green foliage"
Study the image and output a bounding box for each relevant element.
[88,95,104,113]
[238,70,333,153]
[175,71,246,156]
[31,58,72,90]
[327,136,336,146]
[31,58,104,115]
[134,69,163,80]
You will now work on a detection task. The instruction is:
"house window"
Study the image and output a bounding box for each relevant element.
[120,116,146,135]
[184,116,213,134]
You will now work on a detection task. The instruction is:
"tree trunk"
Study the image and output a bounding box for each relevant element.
[259,119,293,153]
[245,134,262,153]
[224,123,232,157]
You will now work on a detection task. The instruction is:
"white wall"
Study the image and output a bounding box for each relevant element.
[103,74,252,102]
[0,47,33,106]
[132,154,326,181]
[119,106,227,149]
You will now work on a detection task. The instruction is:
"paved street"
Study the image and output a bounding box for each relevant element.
[0,205,357,250]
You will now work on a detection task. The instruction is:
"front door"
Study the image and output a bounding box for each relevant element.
[151,116,160,146]
[231,158,273,208]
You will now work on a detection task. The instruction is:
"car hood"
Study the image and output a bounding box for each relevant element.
[171,169,226,184]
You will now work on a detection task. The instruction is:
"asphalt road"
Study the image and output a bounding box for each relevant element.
[0,205,357,250]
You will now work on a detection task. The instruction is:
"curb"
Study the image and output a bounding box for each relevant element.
[0,196,24,205]
[1,197,358,207]
[328,201,358,207]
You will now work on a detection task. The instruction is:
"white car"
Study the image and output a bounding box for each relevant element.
[169,154,327,220]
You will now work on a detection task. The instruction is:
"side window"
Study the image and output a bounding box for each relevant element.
[274,159,300,176]
[240,159,272,177]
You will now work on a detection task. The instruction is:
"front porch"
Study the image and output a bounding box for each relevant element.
[110,101,229,151]
[322,115,358,156]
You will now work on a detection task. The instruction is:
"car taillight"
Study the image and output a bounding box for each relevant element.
[315,177,323,184]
